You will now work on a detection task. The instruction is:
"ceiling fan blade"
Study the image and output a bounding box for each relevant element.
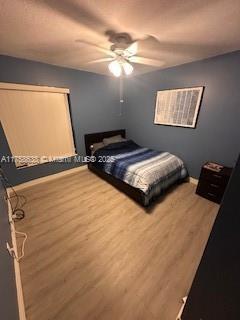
[75,40,115,57]
[126,42,138,56]
[87,57,114,64]
[129,56,164,67]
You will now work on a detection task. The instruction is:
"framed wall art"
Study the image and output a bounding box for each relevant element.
[154,86,204,128]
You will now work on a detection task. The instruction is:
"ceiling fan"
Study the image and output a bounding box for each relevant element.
[78,32,164,77]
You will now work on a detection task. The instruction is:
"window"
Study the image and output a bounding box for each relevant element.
[0,82,76,168]
[154,87,204,128]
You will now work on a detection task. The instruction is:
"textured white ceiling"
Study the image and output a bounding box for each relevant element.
[0,0,240,76]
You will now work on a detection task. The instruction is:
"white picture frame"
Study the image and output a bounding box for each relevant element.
[154,86,204,128]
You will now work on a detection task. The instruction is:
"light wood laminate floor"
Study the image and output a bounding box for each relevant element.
[16,169,219,320]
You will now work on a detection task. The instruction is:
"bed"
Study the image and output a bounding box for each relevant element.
[84,129,188,206]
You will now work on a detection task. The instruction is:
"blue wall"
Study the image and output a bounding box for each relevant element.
[1,52,240,183]
[124,51,240,178]
[0,176,19,319]
[0,55,123,185]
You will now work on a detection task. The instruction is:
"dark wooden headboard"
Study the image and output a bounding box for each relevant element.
[84,129,126,156]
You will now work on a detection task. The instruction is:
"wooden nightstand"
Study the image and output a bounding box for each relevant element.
[196,162,232,204]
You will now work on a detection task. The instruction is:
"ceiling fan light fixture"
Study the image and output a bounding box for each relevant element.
[122,61,133,75]
[108,60,122,77]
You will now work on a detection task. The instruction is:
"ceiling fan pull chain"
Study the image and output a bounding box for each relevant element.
[119,76,124,116]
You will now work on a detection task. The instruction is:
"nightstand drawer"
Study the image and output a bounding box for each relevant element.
[197,180,224,196]
[200,168,229,186]
[201,191,222,203]
[196,183,223,203]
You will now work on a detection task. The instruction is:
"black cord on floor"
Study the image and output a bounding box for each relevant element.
[0,169,27,221]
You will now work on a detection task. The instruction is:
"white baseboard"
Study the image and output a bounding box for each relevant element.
[10,165,87,192]
[6,191,26,320]
[189,177,198,185]
[176,296,187,320]
[10,165,197,192]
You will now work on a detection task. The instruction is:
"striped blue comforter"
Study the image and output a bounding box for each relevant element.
[93,140,188,200]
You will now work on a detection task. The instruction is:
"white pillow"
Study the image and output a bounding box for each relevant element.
[103,135,126,146]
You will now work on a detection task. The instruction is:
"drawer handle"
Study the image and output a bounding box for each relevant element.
[208,192,216,197]
[210,183,219,188]
[213,174,222,179]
